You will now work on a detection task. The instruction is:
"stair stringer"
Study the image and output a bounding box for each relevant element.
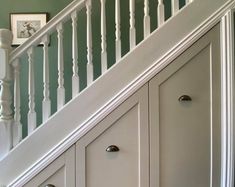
[0,0,234,186]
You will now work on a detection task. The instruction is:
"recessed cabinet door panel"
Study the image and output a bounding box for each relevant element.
[76,84,149,187]
[24,145,75,187]
[149,24,221,187]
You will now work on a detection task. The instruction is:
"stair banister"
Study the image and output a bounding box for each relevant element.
[10,0,86,63]
[0,0,195,160]
[115,0,121,61]
[71,11,79,98]
[56,23,65,110]
[12,58,22,146]
[0,29,13,159]
[42,35,51,122]
[86,0,94,86]
[144,0,150,38]
[129,0,136,50]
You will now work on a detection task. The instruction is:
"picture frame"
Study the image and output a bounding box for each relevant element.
[10,13,49,46]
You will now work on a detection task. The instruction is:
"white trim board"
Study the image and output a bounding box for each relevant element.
[0,0,234,186]
[220,10,234,187]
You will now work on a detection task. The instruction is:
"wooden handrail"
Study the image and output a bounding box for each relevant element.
[10,0,85,63]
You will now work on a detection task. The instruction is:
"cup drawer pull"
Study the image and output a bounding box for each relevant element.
[106,145,119,152]
[178,95,192,102]
[45,184,55,187]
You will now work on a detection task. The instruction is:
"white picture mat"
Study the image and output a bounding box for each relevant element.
[11,14,47,45]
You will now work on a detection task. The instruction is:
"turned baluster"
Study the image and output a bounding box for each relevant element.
[185,0,192,4]
[129,0,136,50]
[115,0,121,62]
[144,0,150,38]
[12,58,22,146]
[71,11,80,98]
[42,35,51,122]
[101,0,108,73]
[27,47,37,135]
[0,29,13,158]
[57,23,65,110]
[171,0,179,15]
[158,0,165,26]
[86,0,94,86]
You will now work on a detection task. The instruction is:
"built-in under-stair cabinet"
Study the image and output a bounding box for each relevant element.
[0,0,234,186]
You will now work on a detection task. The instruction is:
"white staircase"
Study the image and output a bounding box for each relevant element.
[0,0,234,186]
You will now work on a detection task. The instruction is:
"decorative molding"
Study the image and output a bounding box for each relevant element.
[3,0,235,186]
[220,10,234,187]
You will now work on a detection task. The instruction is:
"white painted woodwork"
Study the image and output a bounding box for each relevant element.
[0,77,12,121]
[220,11,234,187]
[57,23,65,110]
[0,121,12,160]
[171,0,179,15]
[115,0,121,62]
[42,35,51,123]
[76,84,149,187]
[27,47,37,135]
[100,0,108,74]
[129,0,136,50]
[12,59,22,147]
[71,11,80,98]
[1,0,233,185]
[149,24,221,187]
[0,29,13,160]
[185,0,192,4]
[144,0,150,38]
[0,29,13,121]
[86,0,94,85]
[10,0,86,63]
[24,145,75,187]
[158,0,165,26]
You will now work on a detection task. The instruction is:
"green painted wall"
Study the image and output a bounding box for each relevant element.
[0,0,185,138]
[0,0,74,137]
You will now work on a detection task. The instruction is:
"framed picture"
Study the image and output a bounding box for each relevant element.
[10,13,48,46]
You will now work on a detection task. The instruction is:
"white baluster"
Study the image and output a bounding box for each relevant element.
[101,0,108,74]
[27,47,36,134]
[185,0,192,4]
[57,23,65,110]
[144,0,150,38]
[86,0,94,85]
[115,0,121,62]
[158,0,165,26]
[42,35,51,122]
[171,0,179,15]
[0,29,13,159]
[71,11,80,98]
[12,59,22,146]
[129,0,136,50]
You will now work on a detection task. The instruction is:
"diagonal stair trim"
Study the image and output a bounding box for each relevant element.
[0,0,234,186]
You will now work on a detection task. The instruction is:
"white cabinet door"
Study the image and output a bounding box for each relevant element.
[24,145,75,187]
[149,24,221,187]
[76,84,149,187]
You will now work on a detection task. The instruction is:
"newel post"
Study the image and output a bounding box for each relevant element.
[0,29,13,159]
